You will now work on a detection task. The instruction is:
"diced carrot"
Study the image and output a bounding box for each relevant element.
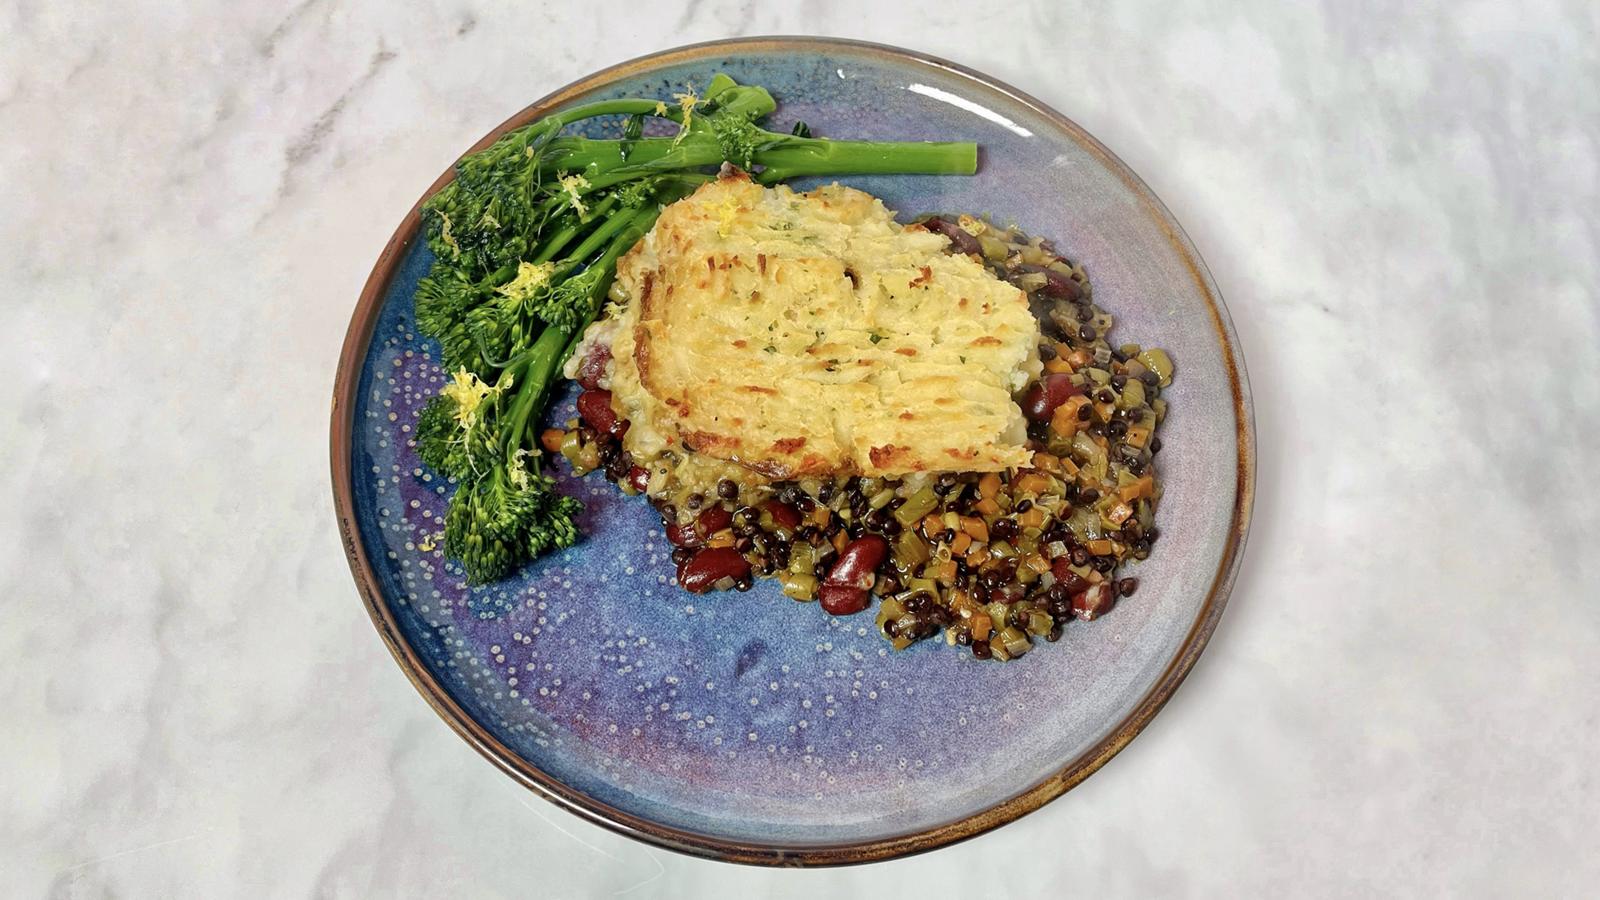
[539,429,566,453]
[1043,357,1074,374]
[960,516,989,542]
[1118,475,1154,502]
[1031,452,1061,474]
[973,497,1001,517]
[1014,472,1051,494]
[1106,502,1133,525]
[951,532,973,555]
[978,472,1001,500]
[1086,539,1115,555]
[1018,506,1047,529]
[1124,424,1151,449]
[922,514,944,538]
[971,613,992,641]
[1050,404,1078,439]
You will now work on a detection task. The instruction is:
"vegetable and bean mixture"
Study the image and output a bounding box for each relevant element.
[547,216,1174,661]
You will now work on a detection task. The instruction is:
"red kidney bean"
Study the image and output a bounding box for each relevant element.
[1022,374,1084,421]
[825,534,889,590]
[818,583,870,616]
[666,521,700,548]
[576,389,623,436]
[1012,263,1082,301]
[626,466,650,493]
[1071,583,1115,620]
[761,499,803,530]
[1051,556,1072,582]
[677,547,751,594]
[922,216,981,257]
[576,344,611,390]
[695,504,733,539]
[1050,557,1090,593]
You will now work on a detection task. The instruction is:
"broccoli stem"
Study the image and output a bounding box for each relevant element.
[541,136,977,183]
[533,192,621,263]
[502,202,664,455]
[537,137,682,174]
[558,196,652,264]
[753,139,978,182]
[500,325,570,461]
[513,98,682,153]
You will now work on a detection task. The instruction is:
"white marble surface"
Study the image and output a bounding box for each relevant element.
[4,0,1598,896]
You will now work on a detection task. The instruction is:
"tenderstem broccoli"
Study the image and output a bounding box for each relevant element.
[413,74,977,584]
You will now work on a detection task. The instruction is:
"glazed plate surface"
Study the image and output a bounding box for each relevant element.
[331,37,1253,865]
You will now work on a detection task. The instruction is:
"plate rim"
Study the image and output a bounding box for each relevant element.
[329,35,1256,867]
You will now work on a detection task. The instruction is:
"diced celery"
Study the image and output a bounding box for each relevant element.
[985,601,1009,626]
[875,597,906,636]
[1000,627,1031,657]
[979,235,1010,261]
[1117,378,1145,409]
[1027,611,1054,636]
[781,573,818,600]
[894,486,940,526]
[894,531,931,571]
[1137,348,1174,385]
[789,543,818,574]
[1015,272,1048,292]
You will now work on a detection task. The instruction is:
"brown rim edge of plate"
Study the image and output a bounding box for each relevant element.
[329,35,1256,868]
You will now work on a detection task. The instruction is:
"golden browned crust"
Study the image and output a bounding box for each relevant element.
[602,177,1041,481]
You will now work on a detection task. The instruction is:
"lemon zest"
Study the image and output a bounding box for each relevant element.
[716,195,741,237]
[496,261,557,300]
[438,212,462,260]
[558,173,591,218]
[671,89,699,147]
[508,448,533,490]
[440,367,499,429]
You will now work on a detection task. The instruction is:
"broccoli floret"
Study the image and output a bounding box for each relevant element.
[444,459,581,584]
[420,330,580,584]
[414,395,471,479]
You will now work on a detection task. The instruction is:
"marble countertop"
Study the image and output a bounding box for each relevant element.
[4,1,1597,896]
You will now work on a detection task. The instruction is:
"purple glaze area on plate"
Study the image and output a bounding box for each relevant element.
[345,42,1247,850]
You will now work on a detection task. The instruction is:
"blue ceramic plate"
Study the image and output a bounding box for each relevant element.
[332,38,1253,865]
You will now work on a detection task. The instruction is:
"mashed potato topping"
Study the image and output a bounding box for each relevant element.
[588,170,1040,494]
